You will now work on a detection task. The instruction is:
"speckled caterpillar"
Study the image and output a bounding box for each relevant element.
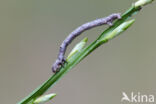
[52,13,121,73]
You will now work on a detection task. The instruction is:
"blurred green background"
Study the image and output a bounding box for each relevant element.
[0,0,156,104]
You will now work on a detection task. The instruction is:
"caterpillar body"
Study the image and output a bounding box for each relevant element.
[52,13,121,73]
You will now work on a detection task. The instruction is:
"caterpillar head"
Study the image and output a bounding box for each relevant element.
[52,59,62,73]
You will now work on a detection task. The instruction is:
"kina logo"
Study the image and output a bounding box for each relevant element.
[121,92,155,103]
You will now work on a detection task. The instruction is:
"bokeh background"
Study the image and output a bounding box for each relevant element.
[0,0,156,104]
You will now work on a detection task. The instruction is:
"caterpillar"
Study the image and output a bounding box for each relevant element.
[52,13,121,73]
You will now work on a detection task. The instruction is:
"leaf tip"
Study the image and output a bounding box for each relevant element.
[135,0,154,8]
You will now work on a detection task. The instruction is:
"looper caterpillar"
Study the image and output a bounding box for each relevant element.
[52,13,121,73]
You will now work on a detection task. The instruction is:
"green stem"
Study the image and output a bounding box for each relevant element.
[18,1,153,104]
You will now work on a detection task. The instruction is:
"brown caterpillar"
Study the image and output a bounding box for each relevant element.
[52,13,121,73]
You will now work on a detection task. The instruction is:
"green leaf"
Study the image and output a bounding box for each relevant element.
[67,37,88,61]
[99,19,135,43]
[135,0,154,8]
[33,93,56,104]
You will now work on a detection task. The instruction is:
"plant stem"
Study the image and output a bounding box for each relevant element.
[18,1,154,104]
